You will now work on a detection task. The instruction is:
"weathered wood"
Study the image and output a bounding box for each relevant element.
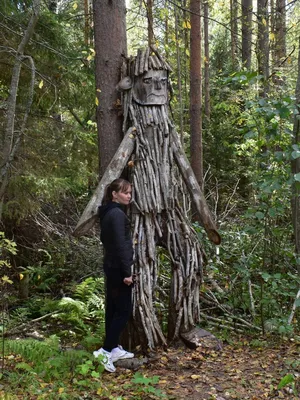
[171,128,221,245]
[180,327,222,351]
[72,127,136,237]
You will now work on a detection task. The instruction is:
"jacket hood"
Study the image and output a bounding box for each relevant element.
[98,202,122,222]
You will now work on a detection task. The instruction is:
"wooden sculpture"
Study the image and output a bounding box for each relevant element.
[73,47,220,349]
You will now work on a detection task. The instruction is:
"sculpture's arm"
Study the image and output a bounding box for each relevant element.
[72,127,136,237]
[171,128,221,245]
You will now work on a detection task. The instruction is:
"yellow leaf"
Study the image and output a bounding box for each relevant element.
[96,88,101,92]
[58,388,64,394]
[2,276,13,284]
[73,2,78,10]
[262,18,267,26]
[19,273,24,280]
[39,80,44,89]
[270,32,275,41]
[185,48,190,57]
[97,387,103,395]
[191,374,201,379]
[182,20,191,29]
[89,48,95,55]
[95,97,99,106]
[37,275,41,280]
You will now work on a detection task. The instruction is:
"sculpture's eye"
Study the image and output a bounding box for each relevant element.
[161,78,167,85]
[143,77,152,84]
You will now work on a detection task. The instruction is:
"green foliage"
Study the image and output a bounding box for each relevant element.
[2,334,108,399]
[0,233,17,287]
[50,277,105,337]
[278,373,297,395]
[128,372,167,399]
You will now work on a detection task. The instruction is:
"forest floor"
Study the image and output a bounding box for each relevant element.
[1,334,299,399]
[103,336,300,400]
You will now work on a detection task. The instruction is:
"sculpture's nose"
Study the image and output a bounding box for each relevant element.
[154,78,162,90]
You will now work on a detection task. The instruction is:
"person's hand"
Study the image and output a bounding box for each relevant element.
[123,276,133,286]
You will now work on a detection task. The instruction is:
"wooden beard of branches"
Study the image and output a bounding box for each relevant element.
[119,48,204,349]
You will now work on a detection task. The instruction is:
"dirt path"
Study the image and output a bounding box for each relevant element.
[103,337,299,399]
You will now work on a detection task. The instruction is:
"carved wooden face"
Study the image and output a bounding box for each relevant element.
[133,69,168,105]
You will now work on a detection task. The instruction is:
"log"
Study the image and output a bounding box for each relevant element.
[171,128,221,245]
[72,127,136,237]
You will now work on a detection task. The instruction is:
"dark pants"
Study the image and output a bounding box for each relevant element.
[103,270,132,352]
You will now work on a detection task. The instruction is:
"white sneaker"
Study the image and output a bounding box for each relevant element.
[93,347,116,372]
[111,345,134,362]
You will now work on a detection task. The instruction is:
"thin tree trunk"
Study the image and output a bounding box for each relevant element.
[174,2,184,142]
[0,0,41,218]
[241,0,252,69]
[190,0,203,189]
[147,0,154,47]
[164,0,169,58]
[93,0,127,177]
[84,0,90,46]
[183,0,190,130]
[203,1,210,121]
[257,0,270,95]
[291,38,300,267]
[273,0,286,76]
[230,0,238,69]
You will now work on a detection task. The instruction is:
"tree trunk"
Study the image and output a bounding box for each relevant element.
[84,0,90,46]
[0,0,41,218]
[291,38,300,268]
[190,0,203,189]
[230,0,238,69]
[203,1,210,121]
[147,0,154,47]
[273,0,286,74]
[93,0,127,177]
[241,0,252,69]
[257,0,270,95]
[174,1,184,142]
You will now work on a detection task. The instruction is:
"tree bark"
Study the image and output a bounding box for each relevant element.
[291,38,300,267]
[241,0,252,69]
[84,0,91,46]
[93,0,127,177]
[147,0,154,47]
[274,0,286,72]
[257,0,270,95]
[190,0,203,189]
[174,2,184,142]
[230,0,238,69]
[203,1,210,121]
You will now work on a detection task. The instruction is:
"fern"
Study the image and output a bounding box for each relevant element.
[73,277,105,302]
[4,336,93,381]
[4,335,60,363]
[58,297,88,315]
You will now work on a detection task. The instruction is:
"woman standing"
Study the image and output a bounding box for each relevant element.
[93,178,134,372]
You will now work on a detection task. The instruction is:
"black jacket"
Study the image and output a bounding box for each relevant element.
[98,202,133,280]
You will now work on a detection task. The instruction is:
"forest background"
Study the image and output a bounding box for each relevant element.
[0,0,300,399]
